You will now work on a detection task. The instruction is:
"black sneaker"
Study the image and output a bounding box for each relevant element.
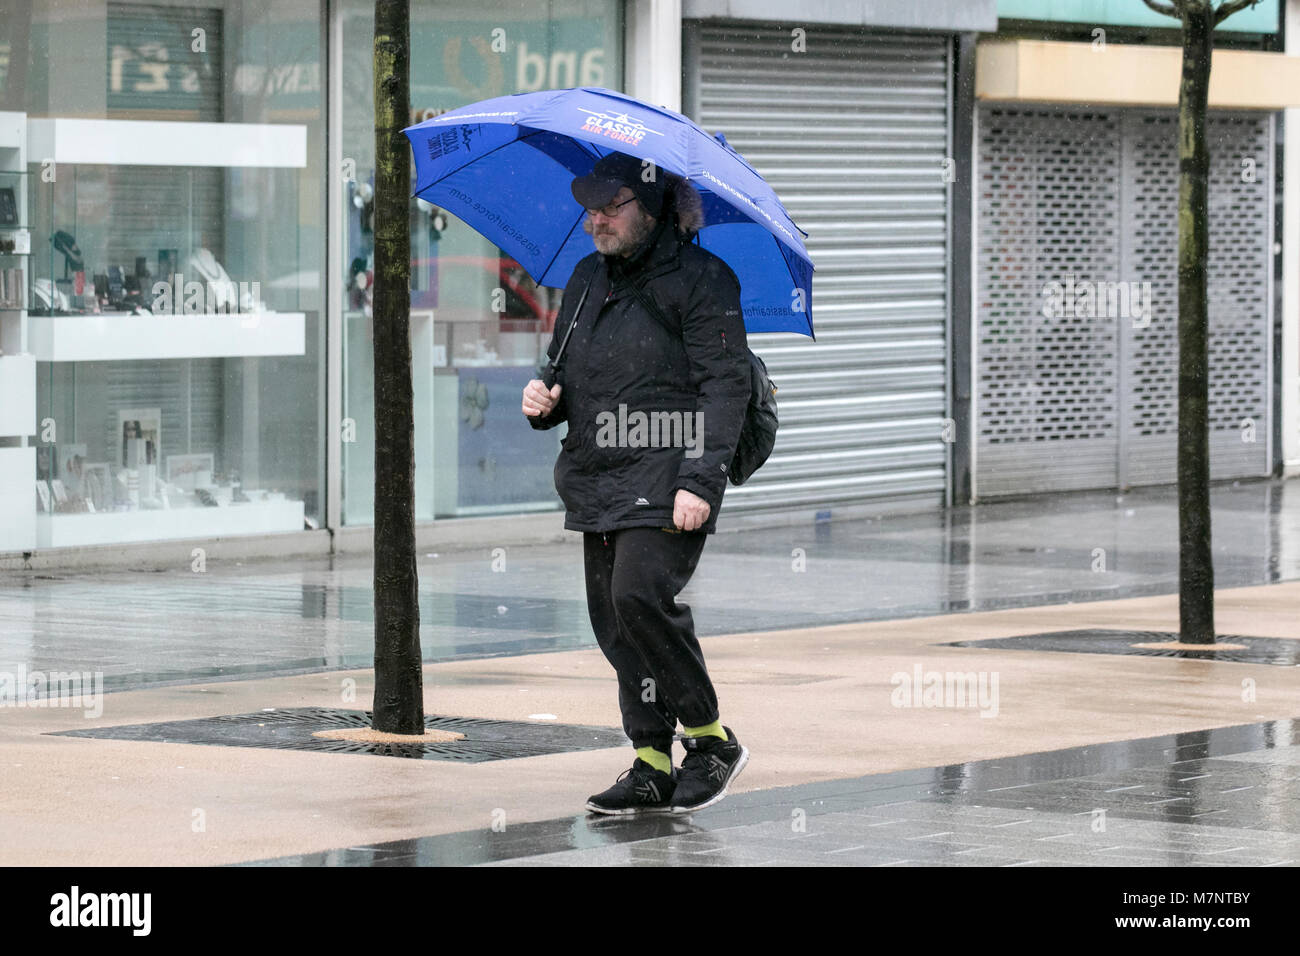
[585,759,677,815]
[670,727,748,814]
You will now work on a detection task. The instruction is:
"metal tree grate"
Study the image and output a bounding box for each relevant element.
[50,707,629,762]
[942,630,1300,666]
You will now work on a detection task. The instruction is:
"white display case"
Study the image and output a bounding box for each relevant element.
[0,447,36,552]
[0,354,36,434]
[36,499,305,548]
[0,111,34,551]
[5,115,312,551]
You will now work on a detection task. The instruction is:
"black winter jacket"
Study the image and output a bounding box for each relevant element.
[527,217,749,534]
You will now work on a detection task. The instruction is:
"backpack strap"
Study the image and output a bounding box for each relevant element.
[623,278,680,339]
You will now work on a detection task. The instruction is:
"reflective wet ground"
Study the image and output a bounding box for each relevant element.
[3,478,1299,693]
[241,718,1300,867]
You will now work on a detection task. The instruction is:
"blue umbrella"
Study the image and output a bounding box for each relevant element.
[403,86,814,337]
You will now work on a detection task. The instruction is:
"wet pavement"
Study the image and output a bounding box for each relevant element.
[3,572,1299,867]
[2,478,1298,695]
[4,479,1300,869]
[242,718,1300,867]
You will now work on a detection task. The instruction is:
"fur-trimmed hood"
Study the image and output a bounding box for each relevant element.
[665,175,705,239]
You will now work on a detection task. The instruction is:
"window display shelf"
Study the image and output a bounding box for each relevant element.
[0,353,36,436]
[29,312,305,362]
[27,118,307,169]
[36,499,305,548]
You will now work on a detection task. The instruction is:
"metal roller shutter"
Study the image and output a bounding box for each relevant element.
[108,4,223,121]
[976,105,1273,497]
[976,107,1122,494]
[1119,111,1273,485]
[86,4,229,476]
[687,24,952,514]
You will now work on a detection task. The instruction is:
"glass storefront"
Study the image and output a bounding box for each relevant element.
[0,0,622,554]
[1,0,323,550]
[338,0,623,524]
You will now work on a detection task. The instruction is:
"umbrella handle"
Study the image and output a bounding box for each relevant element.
[541,269,594,390]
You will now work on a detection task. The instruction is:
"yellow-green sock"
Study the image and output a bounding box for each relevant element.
[682,719,726,741]
[635,746,672,774]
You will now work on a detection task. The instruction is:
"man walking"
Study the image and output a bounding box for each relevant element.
[521,151,751,814]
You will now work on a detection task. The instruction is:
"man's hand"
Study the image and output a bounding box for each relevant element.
[673,488,710,531]
[522,379,561,417]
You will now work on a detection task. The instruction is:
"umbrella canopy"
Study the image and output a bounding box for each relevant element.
[404,86,814,337]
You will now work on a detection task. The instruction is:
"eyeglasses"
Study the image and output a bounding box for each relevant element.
[584,196,638,218]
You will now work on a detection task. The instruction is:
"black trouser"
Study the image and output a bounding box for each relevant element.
[583,527,719,755]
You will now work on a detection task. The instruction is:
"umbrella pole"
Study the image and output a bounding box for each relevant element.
[542,270,594,389]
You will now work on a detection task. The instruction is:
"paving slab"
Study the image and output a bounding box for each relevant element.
[2,580,1299,866]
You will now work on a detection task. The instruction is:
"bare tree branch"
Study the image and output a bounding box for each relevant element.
[1141,0,1182,19]
[1215,0,1259,25]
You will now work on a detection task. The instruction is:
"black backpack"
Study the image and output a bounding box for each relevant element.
[624,281,778,486]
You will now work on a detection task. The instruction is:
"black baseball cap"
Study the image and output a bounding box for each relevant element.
[571,151,666,217]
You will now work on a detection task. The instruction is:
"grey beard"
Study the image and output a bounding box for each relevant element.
[602,212,657,258]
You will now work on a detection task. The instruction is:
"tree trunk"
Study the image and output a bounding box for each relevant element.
[371,0,423,731]
[1176,1,1215,644]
